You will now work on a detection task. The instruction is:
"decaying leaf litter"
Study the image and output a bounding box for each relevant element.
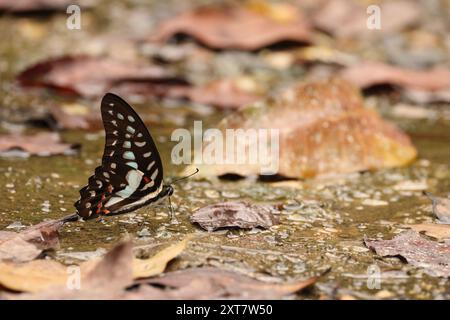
[1,0,450,299]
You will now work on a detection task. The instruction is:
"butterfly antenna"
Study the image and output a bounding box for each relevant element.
[170,168,199,184]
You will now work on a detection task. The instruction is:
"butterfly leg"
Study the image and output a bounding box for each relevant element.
[167,195,178,224]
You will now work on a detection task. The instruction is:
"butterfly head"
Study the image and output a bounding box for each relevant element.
[163,184,174,197]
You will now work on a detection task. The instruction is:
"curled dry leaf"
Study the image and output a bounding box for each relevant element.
[190,202,279,231]
[150,3,311,50]
[131,267,320,299]
[0,132,79,158]
[13,241,134,299]
[0,237,190,294]
[112,78,261,110]
[17,55,185,98]
[0,259,71,293]
[0,0,72,13]
[365,230,450,277]
[313,0,420,38]
[133,236,191,279]
[168,79,262,110]
[0,219,63,263]
[340,61,450,92]
[185,77,417,179]
[47,103,101,131]
[424,192,450,224]
[408,224,450,241]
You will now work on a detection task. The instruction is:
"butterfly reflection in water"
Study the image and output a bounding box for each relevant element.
[72,93,185,221]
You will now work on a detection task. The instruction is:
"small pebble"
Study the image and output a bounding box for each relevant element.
[362,199,388,206]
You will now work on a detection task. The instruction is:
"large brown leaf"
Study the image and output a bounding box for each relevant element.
[14,241,134,299]
[408,224,450,241]
[112,78,261,110]
[340,62,450,92]
[0,219,63,262]
[150,3,311,50]
[168,79,262,110]
[0,132,79,157]
[185,77,417,178]
[1,237,190,294]
[130,267,320,299]
[191,201,279,231]
[365,230,450,277]
[17,55,184,98]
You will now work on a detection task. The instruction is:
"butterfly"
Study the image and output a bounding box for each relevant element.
[74,93,174,220]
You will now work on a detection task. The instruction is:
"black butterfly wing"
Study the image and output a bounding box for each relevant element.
[75,93,164,219]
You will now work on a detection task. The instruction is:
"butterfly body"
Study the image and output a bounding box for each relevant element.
[75,93,172,219]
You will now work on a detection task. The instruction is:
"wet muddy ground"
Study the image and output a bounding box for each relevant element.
[1,1,449,299]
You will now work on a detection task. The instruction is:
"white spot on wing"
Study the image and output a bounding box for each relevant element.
[151,168,159,180]
[123,141,131,148]
[128,116,135,122]
[142,180,154,190]
[143,152,151,158]
[110,163,117,169]
[105,196,123,207]
[135,141,146,147]
[147,161,155,171]
[126,161,138,169]
[117,113,124,120]
[126,126,135,134]
[114,170,143,199]
[120,184,163,211]
[123,151,135,160]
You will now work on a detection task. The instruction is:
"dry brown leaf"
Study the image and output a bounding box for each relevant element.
[150,4,311,50]
[185,77,417,179]
[191,202,279,231]
[0,132,79,158]
[365,230,450,277]
[8,242,133,299]
[131,267,320,299]
[1,236,190,294]
[17,55,184,98]
[48,104,101,131]
[408,224,450,241]
[112,78,261,110]
[168,79,262,110]
[0,0,72,13]
[0,259,71,292]
[0,220,63,262]
[340,61,450,92]
[133,236,192,279]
